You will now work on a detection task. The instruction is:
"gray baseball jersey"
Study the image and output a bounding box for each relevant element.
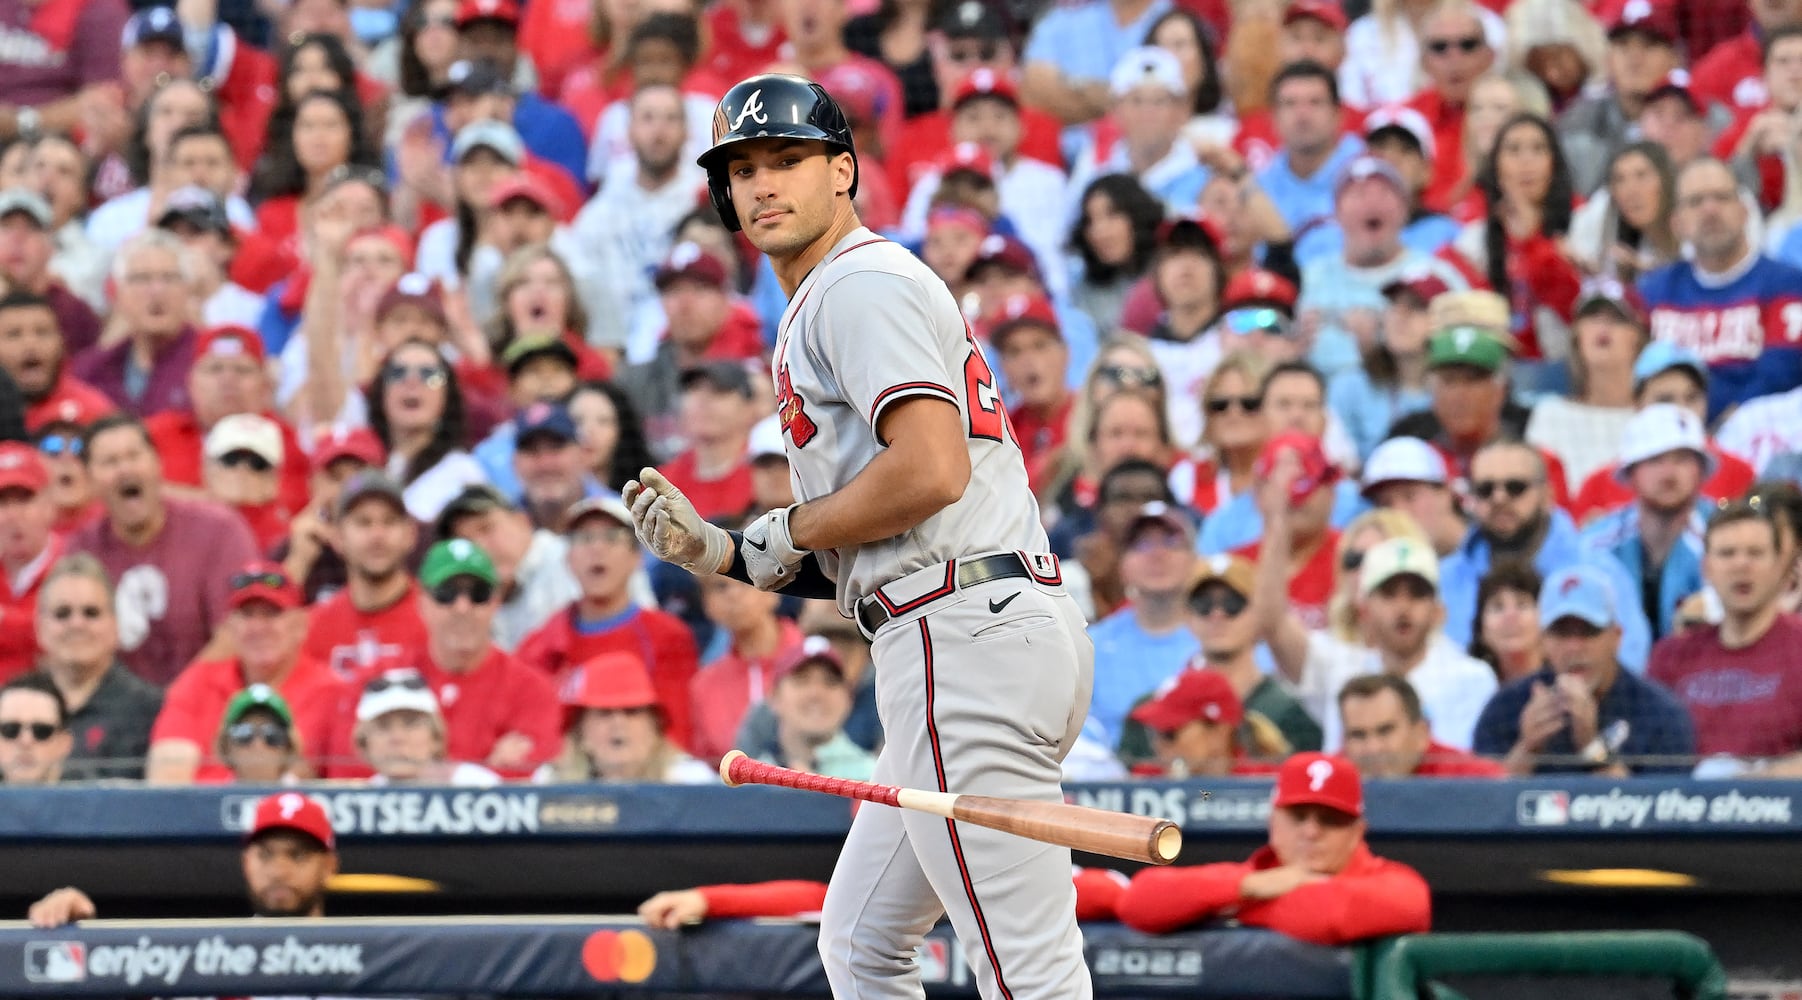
[771,227,1049,618]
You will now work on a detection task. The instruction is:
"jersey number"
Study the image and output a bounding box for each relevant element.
[963,332,1014,445]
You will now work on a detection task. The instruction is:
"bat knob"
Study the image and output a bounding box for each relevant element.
[719,750,749,787]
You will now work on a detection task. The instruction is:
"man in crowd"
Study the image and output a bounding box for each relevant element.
[1256,61,1363,235]
[1129,668,1271,778]
[0,674,74,785]
[689,573,803,765]
[1338,674,1505,778]
[1558,0,1683,194]
[200,414,292,550]
[1066,46,1207,218]
[1296,109,1458,264]
[626,244,762,459]
[966,234,1097,388]
[302,471,431,680]
[277,428,393,601]
[72,231,199,417]
[1115,752,1431,944]
[1087,503,1200,750]
[70,414,260,685]
[474,336,584,500]
[353,669,500,786]
[0,190,101,355]
[1360,437,1466,558]
[0,289,112,433]
[512,401,596,532]
[1405,0,1496,211]
[989,293,1072,483]
[0,443,61,680]
[33,553,163,779]
[1650,502,1802,774]
[751,637,876,780]
[656,363,758,523]
[1474,564,1693,775]
[1227,434,1341,630]
[437,484,578,651]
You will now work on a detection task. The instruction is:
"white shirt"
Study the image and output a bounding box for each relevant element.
[1337,9,1509,109]
[584,91,718,185]
[491,529,580,652]
[84,186,257,254]
[51,220,109,312]
[570,160,708,359]
[388,450,489,522]
[1717,386,1802,473]
[204,281,266,329]
[899,155,1073,301]
[1291,631,1498,751]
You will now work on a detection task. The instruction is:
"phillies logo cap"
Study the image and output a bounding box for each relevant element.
[1273,752,1363,817]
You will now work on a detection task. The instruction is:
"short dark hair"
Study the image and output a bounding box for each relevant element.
[1337,673,1423,722]
[0,289,54,317]
[0,673,68,728]
[1261,360,1325,399]
[168,122,229,154]
[1098,457,1176,504]
[1468,560,1541,673]
[81,413,153,464]
[1707,500,1781,550]
[1764,23,1802,65]
[1268,59,1339,109]
[627,11,700,67]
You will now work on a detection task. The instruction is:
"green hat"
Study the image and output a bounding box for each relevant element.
[500,335,578,376]
[222,683,294,730]
[1427,326,1509,373]
[420,538,499,589]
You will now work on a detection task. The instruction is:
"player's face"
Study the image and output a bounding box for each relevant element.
[726,139,853,259]
[1627,449,1703,514]
[1706,518,1787,617]
[35,575,118,673]
[1359,575,1436,660]
[242,832,335,917]
[1543,618,1621,693]
[580,706,663,777]
[771,662,851,741]
[0,688,70,786]
[566,514,637,603]
[1637,369,1707,419]
[1269,804,1364,875]
[87,425,164,532]
[997,324,1068,409]
[1187,582,1257,659]
[1339,690,1431,779]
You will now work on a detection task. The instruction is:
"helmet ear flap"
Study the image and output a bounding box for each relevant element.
[708,173,741,233]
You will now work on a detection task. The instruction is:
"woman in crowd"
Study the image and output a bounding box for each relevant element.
[356,670,500,786]
[366,339,488,521]
[539,652,714,784]
[1525,284,1647,485]
[85,79,238,252]
[416,123,523,292]
[568,380,658,494]
[1148,8,1235,149]
[1444,73,1549,222]
[1324,509,1433,644]
[1453,112,1581,397]
[216,687,305,785]
[1469,561,1545,683]
[1069,175,1165,335]
[1505,0,1604,114]
[1568,142,1680,283]
[485,245,615,378]
[1170,351,1272,514]
[370,0,462,122]
[252,87,380,247]
[1329,278,1435,460]
[1040,336,1170,510]
[1339,0,1506,108]
[1045,389,1174,529]
[845,0,939,118]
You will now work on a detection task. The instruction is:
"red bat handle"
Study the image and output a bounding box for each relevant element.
[721,750,902,807]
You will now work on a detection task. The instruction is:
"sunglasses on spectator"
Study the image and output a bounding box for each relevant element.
[50,604,104,621]
[1188,590,1248,618]
[231,570,288,591]
[1426,35,1484,55]
[219,451,274,473]
[1472,478,1535,501]
[385,363,448,387]
[365,672,430,695]
[0,721,59,742]
[36,434,81,458]
[1205,395,1262,416]
[1341,549,1366,573]
[428,579,495,605]
[1223,308,1289,338]
[1099,364,1162,388]
[227,721,291,749]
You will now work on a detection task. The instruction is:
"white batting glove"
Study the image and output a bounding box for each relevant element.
[741,505,807,591]
[623,468,733,575]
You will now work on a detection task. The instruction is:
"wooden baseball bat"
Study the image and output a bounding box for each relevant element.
[719,750,1181,865]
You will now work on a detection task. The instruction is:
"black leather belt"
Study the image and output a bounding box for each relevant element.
[856,552,1034,635]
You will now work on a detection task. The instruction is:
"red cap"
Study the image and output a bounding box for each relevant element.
[1255,431,1338,502]
[966,233,1042,283]
[927,205,990,238]
[1283,0,1347,31]
[654,241,729,291]
[1221,269,1298,313]
[817,61,886,127]
[455,0,518,26]
[773,635,846,683]
[194,324,266,365]
[933,141,996,179]
[952,67,1020,109]
[560,652,660,714]
[0,442,49,494]
[488,173,568,222]
[350,224,416,271]
[229,560,302,612]
[1646,69,1699,112]
[1155,215,1224,253]
[312,425,387,469]
[29,392,113,432]
[1130,669,1244,734]
[246,791,336,850]
[1380,273,1451,305]
[1273,752,1363,817]
[1605,0,1677,45]
[984,292,1062,346]
[374,273,447,326]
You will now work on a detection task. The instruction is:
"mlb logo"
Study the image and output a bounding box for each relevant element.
[915,940,950,983]
[24,942,85,983]
[221,794,260,831]
[1517,791,1570,826]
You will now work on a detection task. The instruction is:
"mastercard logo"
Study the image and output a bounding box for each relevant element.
[583,929,656,983]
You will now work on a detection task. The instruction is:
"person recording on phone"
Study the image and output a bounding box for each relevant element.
[1472,564,1694,775]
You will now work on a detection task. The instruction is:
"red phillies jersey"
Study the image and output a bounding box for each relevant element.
[1407,90,1468,215]
[1650,615,1802,759]
[1115,843,1432,944]
[1413,741,1507,777]
[1690,32,1767,112]
[302,584,431,681]
[25,370,114,431]
[519,0,601,97]
[887,106,1067,195]
[515,603,700,751]
[657,449,754,524]
[150,654,346,781]
[1009,395,1073,486]
[1235,531,1339,631]
[700,3,786,88]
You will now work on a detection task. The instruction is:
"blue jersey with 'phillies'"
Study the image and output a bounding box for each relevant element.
[1640,255,1802,421]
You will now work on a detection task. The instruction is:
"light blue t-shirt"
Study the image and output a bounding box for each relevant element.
[1023,0,1175,85]
[1293,213,1463,267]
[1195,479,1368,555]
[1327,369,1433,460]
[1255,135,1364,235]
[1084,609,1200,748]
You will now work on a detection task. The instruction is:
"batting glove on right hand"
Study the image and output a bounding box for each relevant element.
[623,468,733,575]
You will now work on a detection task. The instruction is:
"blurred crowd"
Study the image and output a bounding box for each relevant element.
[0,0,1798,790]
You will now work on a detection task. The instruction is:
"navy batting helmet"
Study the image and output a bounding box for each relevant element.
[698,73,859,232]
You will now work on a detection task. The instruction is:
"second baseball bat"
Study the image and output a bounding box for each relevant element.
[719,750,1181,865]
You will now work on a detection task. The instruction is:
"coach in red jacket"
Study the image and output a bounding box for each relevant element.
[1116,752,1431,945]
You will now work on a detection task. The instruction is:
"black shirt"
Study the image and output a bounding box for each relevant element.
[63,664,163,781]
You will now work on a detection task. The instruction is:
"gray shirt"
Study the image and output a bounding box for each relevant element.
[63,664,163,781]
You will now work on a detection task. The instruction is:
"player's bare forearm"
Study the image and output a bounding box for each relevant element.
[786,398,970,551]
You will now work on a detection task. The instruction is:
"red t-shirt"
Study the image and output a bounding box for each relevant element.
[519,0,602,97]
[701,3,786,90]
[1008,394,1072,482]
[1235,530,1339,631]
[1714,108,1785,210]
[1115,843,1432,945]
[1691,32,1767,112]
[0,537,62,684]
[1568,444,1754,526]
[689,619,802,764]
[254,195,302,250]
[142,409,313,517]
[657,449,754,523]
[516,602,700,751]
[25,369,114,431]
[303,584,432,681]
[149,653,346,781]
[1406,90,1468,216]
[1413,741,1507,777]
[1649,615,1802,759]
[68,497,261,686]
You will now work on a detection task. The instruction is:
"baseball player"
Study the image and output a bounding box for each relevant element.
[623,74,1095,1000]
